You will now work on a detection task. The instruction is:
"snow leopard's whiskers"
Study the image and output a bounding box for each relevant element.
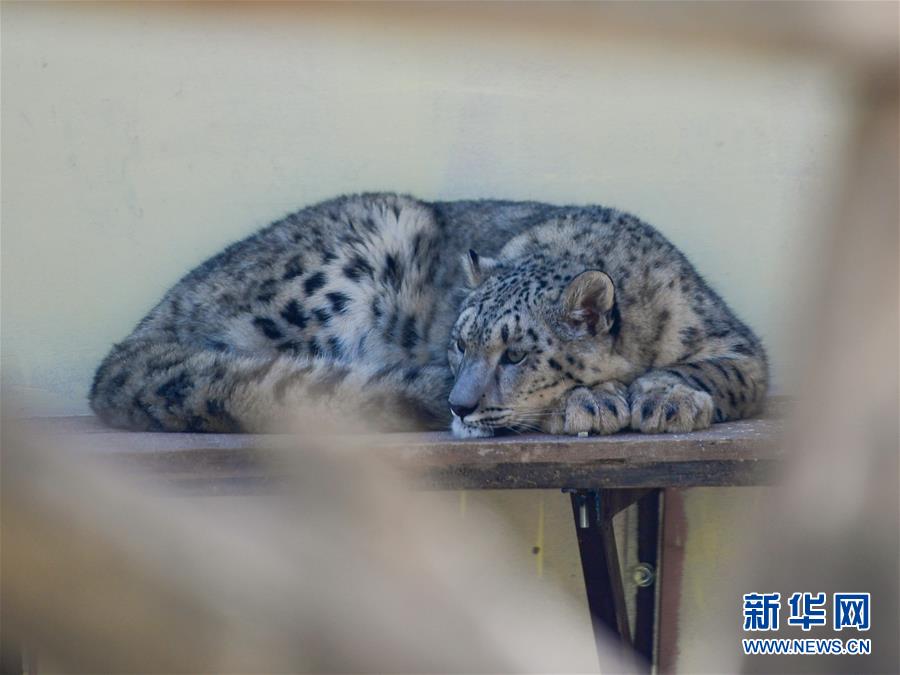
[505,421,544,434]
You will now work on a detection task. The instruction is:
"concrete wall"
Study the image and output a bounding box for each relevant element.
[1,3,858,670]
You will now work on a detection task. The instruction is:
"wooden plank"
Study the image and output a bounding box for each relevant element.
[20,413,784,493]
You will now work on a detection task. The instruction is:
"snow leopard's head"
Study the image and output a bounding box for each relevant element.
[447,249,623,437]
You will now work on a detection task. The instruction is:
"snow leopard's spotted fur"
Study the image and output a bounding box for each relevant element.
[91,193,767,436]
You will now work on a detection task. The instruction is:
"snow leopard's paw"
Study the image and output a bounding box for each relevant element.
[629,383,713,434]
[558,385,630,436]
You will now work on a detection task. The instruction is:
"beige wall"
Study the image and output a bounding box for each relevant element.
[1,4,860,671]
[2,2,854,414]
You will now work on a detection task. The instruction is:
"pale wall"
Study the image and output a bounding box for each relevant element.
[2,2,853,414]
[1,4,859,672]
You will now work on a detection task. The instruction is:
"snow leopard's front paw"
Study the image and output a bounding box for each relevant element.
[555,385,631,436]
[451,416,494,439]
[629,383,713,433]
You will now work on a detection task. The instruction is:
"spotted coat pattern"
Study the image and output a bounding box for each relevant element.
[90,193,767,435]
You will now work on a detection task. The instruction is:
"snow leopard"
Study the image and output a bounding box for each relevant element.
[90,192,768,437]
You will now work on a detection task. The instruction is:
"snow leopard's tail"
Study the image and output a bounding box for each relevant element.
[89,331,452,433]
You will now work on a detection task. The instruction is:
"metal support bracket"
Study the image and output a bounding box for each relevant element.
[565,487,662,670]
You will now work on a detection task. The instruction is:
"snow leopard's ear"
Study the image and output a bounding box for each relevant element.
[561,270,617,336]
[462,249,499,287]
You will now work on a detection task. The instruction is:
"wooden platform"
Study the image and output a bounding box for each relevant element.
[26,413,785,495]
[18,411,787,665]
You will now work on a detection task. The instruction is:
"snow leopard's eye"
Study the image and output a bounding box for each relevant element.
[456,337,466,354]
[499,348,526,366]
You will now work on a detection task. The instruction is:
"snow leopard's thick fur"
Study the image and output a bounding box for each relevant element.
[90,193,767,437]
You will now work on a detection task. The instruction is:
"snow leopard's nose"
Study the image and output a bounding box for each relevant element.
[449,402,477,419]
[449,357,489,419]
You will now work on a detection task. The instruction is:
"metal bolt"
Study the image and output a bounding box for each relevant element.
[631,563,656,587]
[578,501,589,529]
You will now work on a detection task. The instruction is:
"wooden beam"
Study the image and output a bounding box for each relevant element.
[23,413,784,494]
